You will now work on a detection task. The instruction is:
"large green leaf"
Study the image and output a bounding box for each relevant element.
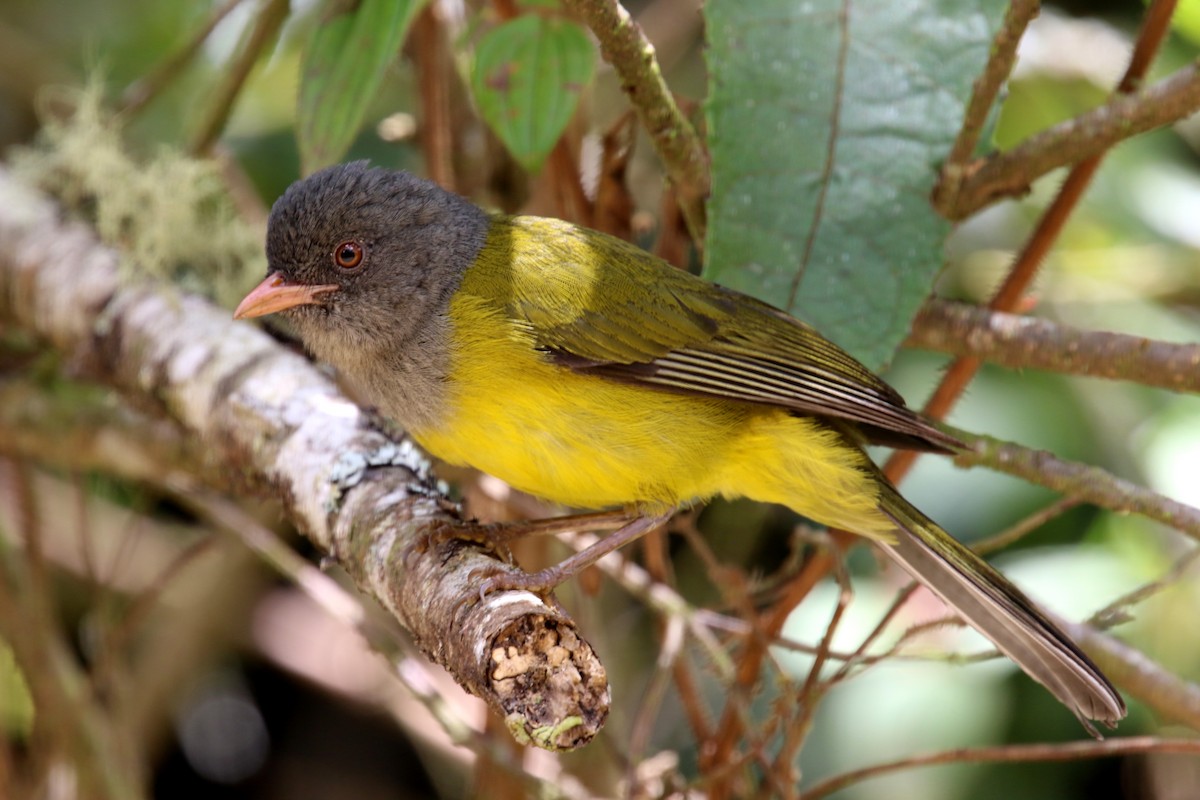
[297,0,426,175]
[471,16,594,172]
[704,1,1004,369]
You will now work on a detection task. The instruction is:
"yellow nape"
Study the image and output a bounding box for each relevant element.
[409,216,894,538]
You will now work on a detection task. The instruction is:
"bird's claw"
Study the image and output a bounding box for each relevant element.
[476,566,564,602]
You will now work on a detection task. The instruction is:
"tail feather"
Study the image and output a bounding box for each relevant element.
[877,484,1125,733]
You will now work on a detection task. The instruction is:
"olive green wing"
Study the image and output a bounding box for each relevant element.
[496,216,958,453]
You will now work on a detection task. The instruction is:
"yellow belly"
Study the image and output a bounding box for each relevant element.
[410,293,893,537]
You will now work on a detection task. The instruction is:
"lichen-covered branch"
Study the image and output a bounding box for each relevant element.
[0,169,608,751]
[909,299,1200,394]
[562,0,709,243]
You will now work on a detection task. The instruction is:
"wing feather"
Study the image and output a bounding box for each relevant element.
[492,216,958,452]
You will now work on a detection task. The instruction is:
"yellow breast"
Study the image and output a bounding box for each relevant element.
[411,285,890,536]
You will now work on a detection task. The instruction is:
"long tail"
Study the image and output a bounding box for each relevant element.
[876,483,1125,733]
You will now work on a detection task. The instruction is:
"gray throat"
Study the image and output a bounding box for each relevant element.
[316,308,457,434]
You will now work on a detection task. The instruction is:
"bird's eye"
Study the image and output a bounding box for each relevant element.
[333,240,364,270]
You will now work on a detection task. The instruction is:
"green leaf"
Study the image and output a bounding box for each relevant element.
[471,16,594,172]
[1170,0,1200,46]
[297,0,426,175]
[704,1,1005,369]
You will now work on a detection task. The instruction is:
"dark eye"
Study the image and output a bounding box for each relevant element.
[333,240,364,270]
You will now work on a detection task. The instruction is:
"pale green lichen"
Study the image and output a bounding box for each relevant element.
[9,83,264,309]
[530,716,584,750]
[505,712,587,751]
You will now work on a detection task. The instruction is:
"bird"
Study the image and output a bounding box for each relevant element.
[234,161,1126,730]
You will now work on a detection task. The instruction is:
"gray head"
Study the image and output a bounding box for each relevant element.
[236,162,489,354]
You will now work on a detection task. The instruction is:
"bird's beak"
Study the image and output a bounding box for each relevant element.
[233,272,339,319]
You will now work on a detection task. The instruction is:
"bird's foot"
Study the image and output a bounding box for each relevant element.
[476,512,673,601]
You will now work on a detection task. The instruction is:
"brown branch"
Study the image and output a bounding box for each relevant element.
[887,0,1179,483]
[908,299,1200,394]
[1065,621,1200,732]
[415,2,456,190]
[936,0,1039,197]
[954,432,1200,543]
[0,169,608,751]
[803,737,1200,800]
[561,0,709,244]
[939,60,1200,220]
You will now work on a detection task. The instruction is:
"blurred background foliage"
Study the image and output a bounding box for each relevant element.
[1,0,1199,798]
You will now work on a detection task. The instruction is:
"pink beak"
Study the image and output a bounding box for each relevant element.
[234,272,339,319]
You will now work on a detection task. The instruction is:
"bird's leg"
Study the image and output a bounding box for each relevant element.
[426,509,636,550]
[478,511,674,597]
[476,509,637,543]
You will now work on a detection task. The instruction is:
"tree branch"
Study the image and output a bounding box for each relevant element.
[936,59,1200,220]
[908,299,1200,393]
[0,170,608,751]
[953,431,1200,543]
[1064,620,1200,732]
[562,0,709,243]
[939,0,1039,173]
[887,0,1179,480]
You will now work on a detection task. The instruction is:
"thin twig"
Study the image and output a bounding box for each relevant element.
[120,0,249,115]
[940,60,1200,220]
[766,563,854,798]
[164,477,366,626]
[803,737,1200,800]
[189,0,289,155]
[1088,545,1200,628]
[954,431,1200,543]
[561,0,709,243]
[972,496,1081,556]
[887,0,1179,483]
[939,0,1040,173]
[90,534,216,699]
[416,2,456,190]
[829,583,920,685]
